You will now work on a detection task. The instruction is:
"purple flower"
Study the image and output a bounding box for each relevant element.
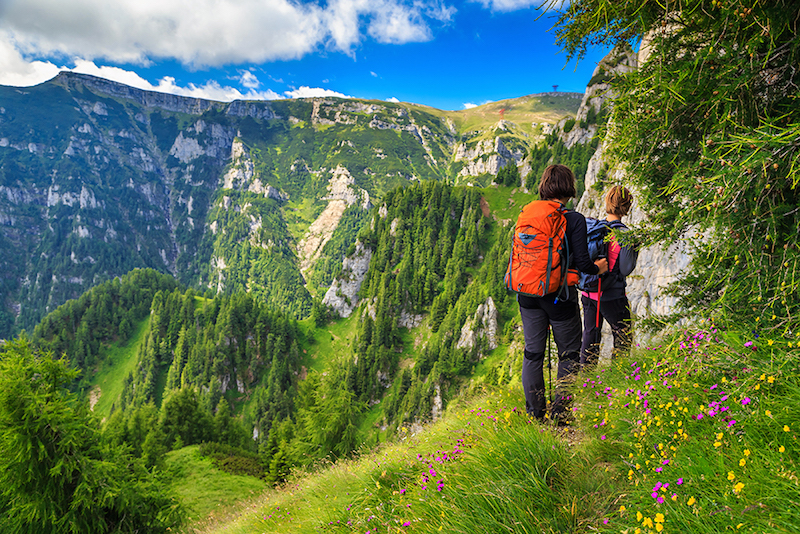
[677,478,684,485]
[741,397,751,406]
[403,521,411,527]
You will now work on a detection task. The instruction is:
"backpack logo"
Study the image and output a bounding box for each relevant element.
[578,217,612,292]
[504,200,577,299]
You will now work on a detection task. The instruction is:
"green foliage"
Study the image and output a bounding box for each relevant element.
[198,442,267,479]
[0,338,183,533]
[496,162,521,187]
[554,0,800,332]
[32,269,180,377]
[563,118,577,133]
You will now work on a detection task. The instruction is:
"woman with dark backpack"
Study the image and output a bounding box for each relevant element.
[580,185,639,366]
[515,165,608,424]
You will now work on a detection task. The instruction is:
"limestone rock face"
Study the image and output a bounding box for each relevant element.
[558,48,638,149]
[322,240,373,318]
[297,166,372,278]
[455,297,499,355]
[223,139,287,202]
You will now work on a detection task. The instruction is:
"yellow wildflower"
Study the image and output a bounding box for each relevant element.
[643,517,654,529]
[637,511,643,522]
[766,410,772,417]
[734,482,745,493]
[655,513,665,523]
[779,445,786,453]
[619,505,626,513]
[687,496,696,506]
[768,376,775,383]
[656,523,664,532]
[727,471,736,481]
[784,425,791,432]
[744,449,750,456]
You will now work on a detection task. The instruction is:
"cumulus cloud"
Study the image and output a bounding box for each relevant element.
[386,97,400,103]
[284,86,353,99]
[0,0,451,69]
[238,71,261,89]
[471,0,563,12]
[462,102,478,109]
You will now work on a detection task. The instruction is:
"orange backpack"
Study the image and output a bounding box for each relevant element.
[504,200,579,300]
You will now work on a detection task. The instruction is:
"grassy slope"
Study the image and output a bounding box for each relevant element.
[419,92,582,135]
[89,316,150,420]
[166,445,267,527]
[185,323,799,534]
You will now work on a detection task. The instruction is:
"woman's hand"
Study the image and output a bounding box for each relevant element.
[595,258,609,275]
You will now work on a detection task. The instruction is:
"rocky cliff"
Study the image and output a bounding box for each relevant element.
[0,72,581,335]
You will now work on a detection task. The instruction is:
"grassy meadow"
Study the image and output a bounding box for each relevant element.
[177,321,798,534]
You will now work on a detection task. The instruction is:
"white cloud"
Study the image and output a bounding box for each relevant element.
[0,0,451,70]
[471,0,562,12]
[387,97,400,102]
[284,86,353,99]
[370,71,378,77]
[463,102,478,109]
[238,71,261,89]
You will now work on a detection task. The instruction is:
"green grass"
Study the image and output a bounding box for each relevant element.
[167,445,267,529]
[89,317,150,420]
[409,93,582,133]
[184,322,799,534]
[480,184,535,223]
[303,314,359,374]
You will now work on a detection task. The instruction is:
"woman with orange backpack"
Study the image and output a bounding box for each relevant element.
[580,185,639,366]
[509,164,608,424]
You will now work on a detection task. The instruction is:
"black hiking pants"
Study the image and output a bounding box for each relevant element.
[580,295,632,366]
[518,287,582,420]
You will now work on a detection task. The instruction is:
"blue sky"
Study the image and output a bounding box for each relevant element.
[0,0,611,110]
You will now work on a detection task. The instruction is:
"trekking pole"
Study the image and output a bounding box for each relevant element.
[595,275,602,360]
[547,324,553,405]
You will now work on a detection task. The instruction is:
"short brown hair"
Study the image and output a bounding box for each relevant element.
[605,185,633,217]
[538,164,577,201]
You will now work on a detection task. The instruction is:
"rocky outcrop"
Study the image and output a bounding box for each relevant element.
[298,166,371,278]
[322,240,373,317]
[222,139,287,201]
[455,136,523,178]
[557,47,638,149]
[455,297,499,355]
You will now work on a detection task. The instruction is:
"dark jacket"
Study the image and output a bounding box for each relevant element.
[596,220,638,301]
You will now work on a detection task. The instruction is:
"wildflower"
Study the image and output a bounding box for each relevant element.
[744,449,750,457]
[619,505,626,512]
[766,410,772,417]
[403,521,411,527]
[734,482,745,493]
[687,496,696,506]
[741,397,751,406]
[642,517,654,528]
[779,445,785,453]
[768,376,775,383]
[784,425,790,432]
[637,511,643,522]
[739,458,746,467]
[677,478,684,485]
[655,513,665,523]
[727,471,736,481]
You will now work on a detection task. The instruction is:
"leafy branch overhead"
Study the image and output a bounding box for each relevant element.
[552,0,800,332]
